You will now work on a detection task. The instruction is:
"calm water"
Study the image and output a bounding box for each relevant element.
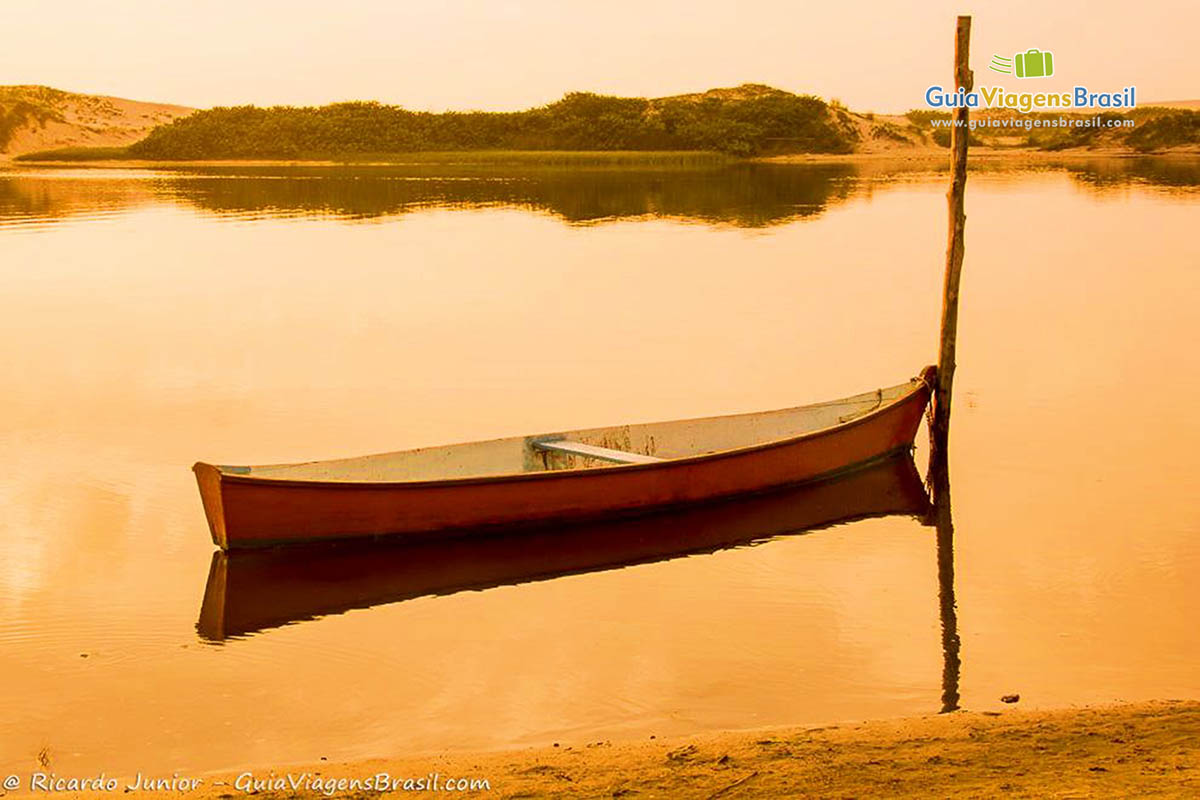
[1,159,1197,776]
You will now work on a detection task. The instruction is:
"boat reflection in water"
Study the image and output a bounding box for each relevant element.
[197,452,931,642]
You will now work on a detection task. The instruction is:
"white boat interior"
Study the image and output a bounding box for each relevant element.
[227,377,923,483]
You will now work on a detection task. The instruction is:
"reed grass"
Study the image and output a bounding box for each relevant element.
[15,148,732,167]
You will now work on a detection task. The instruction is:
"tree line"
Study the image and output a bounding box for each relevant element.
[127,86,855,159]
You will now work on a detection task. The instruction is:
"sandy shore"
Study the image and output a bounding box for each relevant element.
[10,701,1196,798]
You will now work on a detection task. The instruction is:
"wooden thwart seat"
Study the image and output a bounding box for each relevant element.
[532,439,663,465]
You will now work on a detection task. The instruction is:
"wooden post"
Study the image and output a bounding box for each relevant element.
[930,15,973,482]
[927,18,970,702]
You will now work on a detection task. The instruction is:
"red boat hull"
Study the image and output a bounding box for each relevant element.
[196,368,934,549]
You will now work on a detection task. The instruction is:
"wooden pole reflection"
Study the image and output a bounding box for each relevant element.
[927,457,961,713]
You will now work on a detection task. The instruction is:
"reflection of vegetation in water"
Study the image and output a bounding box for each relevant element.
[0,175,158,221]
[1063,157,1200,192]
[1,164,859,228]
[3,158,1197,230]
[165,164,857,227]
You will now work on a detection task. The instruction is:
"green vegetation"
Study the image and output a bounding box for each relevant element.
[901,110,981,147]
[9,81,1195,162]
[122,85,852,160]
[15,147,732,166]
[1017,109,1200,152]
[904,110,951,127]
[904,106,1200,152]
[869,122,909,143]
[0,94,63,150]
[330,150,732,166]
[1125,109,1200,152]
[13,145,132,161]
[1020,112,1126,150]
[929,126,984,148]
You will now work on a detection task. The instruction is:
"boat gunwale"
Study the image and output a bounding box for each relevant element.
[198,366,935,491]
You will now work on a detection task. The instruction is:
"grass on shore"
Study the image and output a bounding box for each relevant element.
[13,147,733,167]
[12,146,134,162]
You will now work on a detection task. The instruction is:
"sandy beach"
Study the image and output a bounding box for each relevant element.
[204,702,1200,799]
[7,701,1195,798]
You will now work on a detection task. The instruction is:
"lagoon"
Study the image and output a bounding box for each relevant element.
[0,158,1197,776]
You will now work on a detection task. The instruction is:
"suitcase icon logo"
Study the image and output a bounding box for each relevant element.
[1015,49,1054,78]
[989,49,1055,79]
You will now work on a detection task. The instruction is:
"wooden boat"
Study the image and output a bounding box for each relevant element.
[197,452,931,640]
[194,366,935,550]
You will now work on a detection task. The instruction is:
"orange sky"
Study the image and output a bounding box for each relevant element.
[3,0,1195,112]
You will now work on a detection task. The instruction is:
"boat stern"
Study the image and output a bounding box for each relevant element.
[193,462,229,550]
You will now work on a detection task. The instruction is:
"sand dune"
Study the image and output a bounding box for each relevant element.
[4,86,1196,164]
[0,85,192,159]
